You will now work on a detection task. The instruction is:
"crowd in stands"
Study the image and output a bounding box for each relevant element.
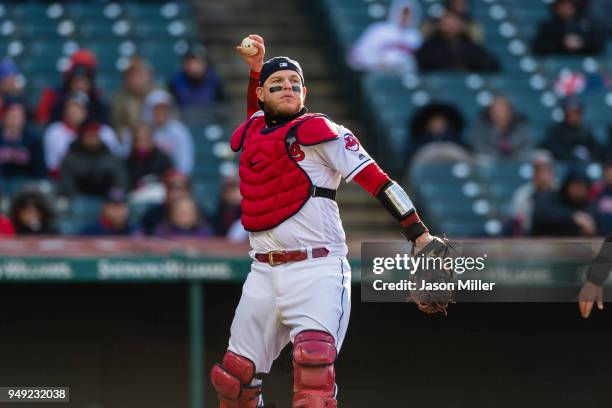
[349,0,612,237]
[349,0,500,74]
[0,43,242,240]
[349,0,610,74]
[408,94,611,164]
[513,153,612,237]
[2,0,612,240]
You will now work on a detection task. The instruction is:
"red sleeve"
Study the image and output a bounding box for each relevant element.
[247,70,260,119]
[36,87,57,124]
[353,162,390,196]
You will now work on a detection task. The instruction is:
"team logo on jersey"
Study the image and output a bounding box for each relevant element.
[344,133,360,151]
[286,136,305,162]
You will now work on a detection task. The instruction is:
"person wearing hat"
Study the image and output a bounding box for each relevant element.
[141,89,194,175]
[0,98,45,178]
[531,167,596,236]
[540,97,602,162]
[0,59,22,103]
[43,91,127,177]
[168,44,225,113]
[348,0,423,74]
[36,48,109,125]
[58,120,128,198]
[211,35,443,408]
[81,188,134,236]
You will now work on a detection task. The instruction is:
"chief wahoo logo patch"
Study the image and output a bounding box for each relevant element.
[344,133,360,151]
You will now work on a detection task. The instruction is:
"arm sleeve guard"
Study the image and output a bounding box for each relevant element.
[376,180,428,241]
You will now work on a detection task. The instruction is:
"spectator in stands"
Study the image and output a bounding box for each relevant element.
[0,213,14,236]
[510,151,557,235]
[468,95,535,159]
[153,195,213,238]
[540,97,601,162]
[407,102,466,157]
[0,99,45,178]
[168,44,225,113]
[111,56,154,137]
[416,10,500,72]
[141,170,191,235]
[422,0,484,43]
[44,91,128,177]
[0,59,23,115]
[36,49,110,124]
[9,189,57,235]
[81,188,134,236]
[126,122,174,191]
[410,113,461,155]
[531,168,596,236]
[59,121,128,198]
[445,0,483,42]
[593,161,612,235]
[214,176,242,236]
[348,0,423,74]
[532,0,605,55]
[588,0,612,37]
[142,89,194,175]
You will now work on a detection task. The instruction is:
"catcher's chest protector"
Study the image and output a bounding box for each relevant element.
[231,113,334,232]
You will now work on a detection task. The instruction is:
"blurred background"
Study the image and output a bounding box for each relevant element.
[0,0,612,407]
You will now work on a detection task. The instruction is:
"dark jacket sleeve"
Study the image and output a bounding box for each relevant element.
[28,137,47,178]
[531,192,579,236]
[466,42,501,72]
[415,38,449,71]
[532,21,565,55]
[587,234,612,285]
[578,20,606,55]
[540,125,568,160]
[58,154,79,197]
[109,155,129,191]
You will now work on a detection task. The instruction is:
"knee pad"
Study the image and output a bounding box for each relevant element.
[211,351,262,408]
[292,331,337,408]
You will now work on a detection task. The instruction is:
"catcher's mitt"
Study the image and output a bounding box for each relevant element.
[409,236,455,315]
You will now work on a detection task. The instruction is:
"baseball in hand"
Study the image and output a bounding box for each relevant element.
[240,37,259,56]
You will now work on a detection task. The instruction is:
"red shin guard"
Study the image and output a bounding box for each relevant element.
[211,351,261,408]
[292,331,338,408]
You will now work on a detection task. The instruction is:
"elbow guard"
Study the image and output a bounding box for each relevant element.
[376,181,428,241]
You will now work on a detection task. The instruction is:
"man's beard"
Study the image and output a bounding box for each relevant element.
[262,102,307,127]
[264,102,303,118]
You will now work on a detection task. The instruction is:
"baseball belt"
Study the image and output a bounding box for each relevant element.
[255,247,330,266]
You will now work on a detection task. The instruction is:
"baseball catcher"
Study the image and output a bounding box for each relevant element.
[210,35,451,408]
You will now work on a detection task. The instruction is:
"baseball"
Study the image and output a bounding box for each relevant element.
[240,37,258,56]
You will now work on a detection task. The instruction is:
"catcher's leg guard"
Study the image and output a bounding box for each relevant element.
[211,351,262,408]
[292,331,338,408]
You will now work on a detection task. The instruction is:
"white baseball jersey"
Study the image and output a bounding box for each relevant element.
[249,114,373,255]
[228,113,369,379]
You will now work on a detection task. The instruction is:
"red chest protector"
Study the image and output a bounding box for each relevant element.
[230,112,339,232]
